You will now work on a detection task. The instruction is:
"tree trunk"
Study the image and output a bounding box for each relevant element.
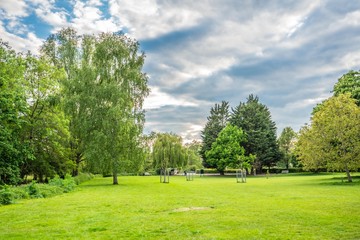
[345,165,352,183]
[219,170,225,175]
[113,171,118,185]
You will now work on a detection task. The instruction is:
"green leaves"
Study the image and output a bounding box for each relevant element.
[296,94,360,181]
[41,28,149,183]
[230,94,280,169]
[205,124,249,173]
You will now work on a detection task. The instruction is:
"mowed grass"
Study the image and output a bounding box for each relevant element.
[1,173,360,239]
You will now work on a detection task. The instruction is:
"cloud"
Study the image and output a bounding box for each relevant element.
[144,86,199,109]
[0,22,43,53]
[0,0,28,18]
[108,0,203,39]
[2,0,360,142]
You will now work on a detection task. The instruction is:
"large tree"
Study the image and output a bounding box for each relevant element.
[230,94,280,172]
[278,127,297,169]
[296,94,360,182]
[152,133,188,172]
[200,101,229,167]
[20,54,71,182]
[0,41,27,185]
[41,28,149,184]
[205,124,252,174]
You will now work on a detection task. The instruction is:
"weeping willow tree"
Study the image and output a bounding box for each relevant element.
[41,28,149,184]
[152,133,188,173]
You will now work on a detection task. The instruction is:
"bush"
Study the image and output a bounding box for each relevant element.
[74,173,94,185]
[36,184,63,198]
[0,186,15,205]
[27,181,43,198]
[49,174,76,193]
[11,187,29,200]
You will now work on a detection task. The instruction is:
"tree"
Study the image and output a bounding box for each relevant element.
[296,94,360,182]
[152,133,188,172]
[313,70,360,115]
[200,101,229,167]
[230,94,280,171]
[0,41,27,185]
[185,140,203,170]
[41,28,149,184]
[333,70,360,105]
[277,127,297,169]
[20,54,71,182]
[205,124,252,174]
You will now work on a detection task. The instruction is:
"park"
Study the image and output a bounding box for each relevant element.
[1,173,360,239]
[2,4,360,239]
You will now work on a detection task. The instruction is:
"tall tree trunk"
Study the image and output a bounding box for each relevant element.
[345,165,352,183]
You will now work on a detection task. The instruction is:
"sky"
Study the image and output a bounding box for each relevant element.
[1,0,360,143]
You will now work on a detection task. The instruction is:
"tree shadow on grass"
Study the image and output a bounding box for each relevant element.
[317,175,360,186]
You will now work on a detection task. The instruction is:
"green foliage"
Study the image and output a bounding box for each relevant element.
[277,127,297,169]
[27,181,43,198]
[0,41,27,185]
[0,185,15,205]
[41,28,149,184]
[230,94,281,170]
[333,70,360,104]
[296,94,360,182]
[152,133,188,171]
[184,140,203,169]
[49,174,76,193]
[200,101,229,167]
[73,173,94,185]
[205,124,252,173]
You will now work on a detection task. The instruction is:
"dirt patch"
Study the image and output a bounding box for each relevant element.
[172,207,213,212]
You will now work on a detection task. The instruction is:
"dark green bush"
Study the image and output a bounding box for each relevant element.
[0,186,15,205]
[27,181,43,198]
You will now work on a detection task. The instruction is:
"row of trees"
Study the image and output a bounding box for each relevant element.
[201,70,360,181]
[0,28,149,185]
[200,95,281,174]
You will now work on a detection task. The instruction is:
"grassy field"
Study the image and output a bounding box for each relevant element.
[1,173,360,239]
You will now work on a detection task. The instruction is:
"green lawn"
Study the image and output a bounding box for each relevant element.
[1,173,360,239]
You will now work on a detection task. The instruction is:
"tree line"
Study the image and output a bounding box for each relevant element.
[200,71,360,182]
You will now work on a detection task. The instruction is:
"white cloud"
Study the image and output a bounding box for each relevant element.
[144,86,198,109]
[70,1,120,35]
[0,0,29,18]
[108,0,203,39]
[0,22,43,54]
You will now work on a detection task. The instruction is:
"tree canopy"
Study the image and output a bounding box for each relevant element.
[152,133,188,171]
[205,124,253,174]
[41,28,149,184]
[296,94,360,182]
[230,94,280,171]
[200,101,229,168]
[278,127,297,169]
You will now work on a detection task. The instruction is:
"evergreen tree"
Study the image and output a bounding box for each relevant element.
[230,94,280,172]
[200,101,229,167]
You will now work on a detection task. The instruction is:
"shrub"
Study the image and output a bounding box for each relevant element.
[11,187,29,200]
[73,173,94,185]
[27,181,43,198]
[0,186,15,205]
[49,174,76,193]
[37,184,63,198]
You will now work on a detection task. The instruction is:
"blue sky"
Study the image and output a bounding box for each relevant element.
[1,0,360,142]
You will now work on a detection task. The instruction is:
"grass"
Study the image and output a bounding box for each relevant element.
[1,173,360,239]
